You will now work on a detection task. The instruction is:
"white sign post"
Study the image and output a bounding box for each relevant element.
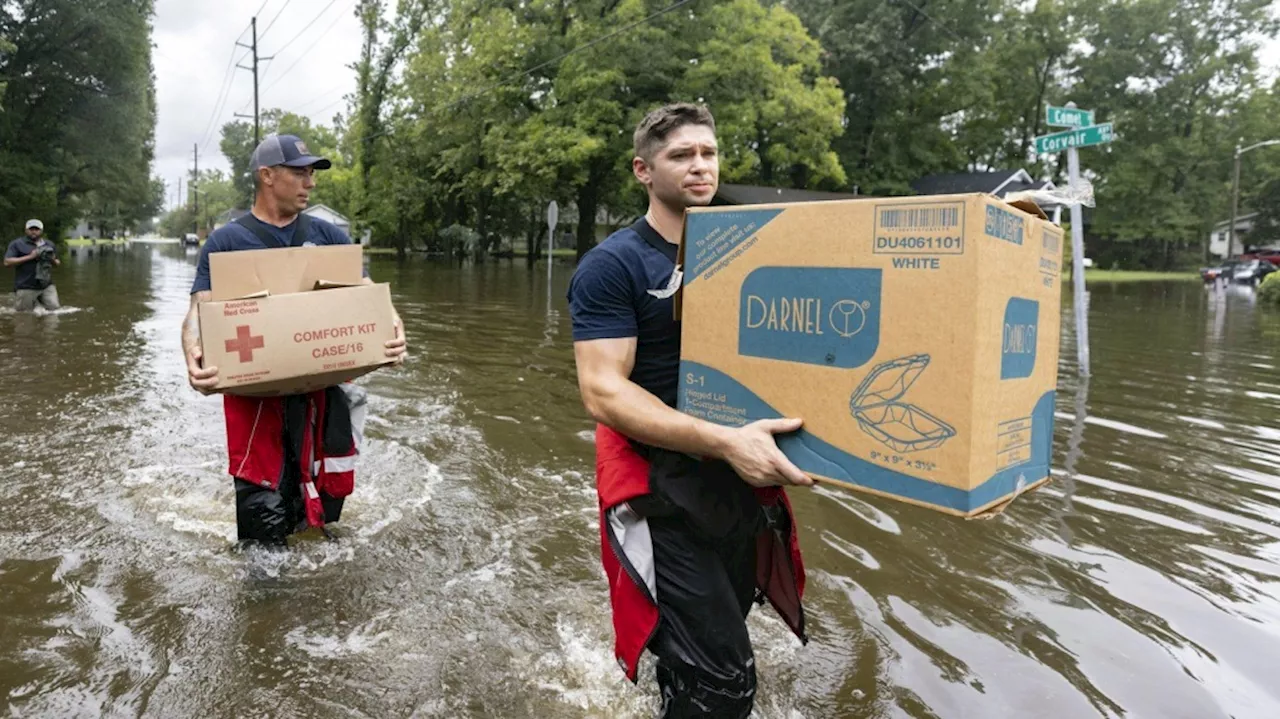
[546,201,559,287]
[1065,141,1090,376]
[1034,101,1113,377]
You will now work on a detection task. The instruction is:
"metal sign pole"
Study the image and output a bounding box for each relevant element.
[1065,121,1090,376]
[546,201,559,307]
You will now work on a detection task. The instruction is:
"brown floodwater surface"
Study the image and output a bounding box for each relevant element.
[1,242,1278,717]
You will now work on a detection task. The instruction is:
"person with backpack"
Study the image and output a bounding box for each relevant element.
[180,133,408,547]
[4,219,61,311]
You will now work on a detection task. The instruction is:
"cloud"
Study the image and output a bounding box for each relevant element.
[153,0,360,209]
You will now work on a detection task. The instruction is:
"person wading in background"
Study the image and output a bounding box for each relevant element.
[567,103,813,718]
[181,133,407,547]
[5,219,61,311]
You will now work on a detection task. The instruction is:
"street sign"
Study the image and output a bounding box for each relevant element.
[1034,123,1114,154]
[1046,106,1094,128]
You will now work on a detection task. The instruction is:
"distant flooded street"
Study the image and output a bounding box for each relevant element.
[2,243,1279,717]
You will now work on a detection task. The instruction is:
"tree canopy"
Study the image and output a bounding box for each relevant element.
[0,0,162,240]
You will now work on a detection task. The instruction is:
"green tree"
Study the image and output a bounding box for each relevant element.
[0,33,13,108]
[219,109,356,218]
[1070,0,1279,267]
[787,0,1000,194]
[384,0,846,260]
[676,0,845,188]
[0,0,158,239]
[953,0,1080,174]
[1253,178,1280,243]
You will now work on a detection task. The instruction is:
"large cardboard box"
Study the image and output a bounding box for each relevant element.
[199,245,396,397]
[676,193,1063,517]
[208,244,364,300]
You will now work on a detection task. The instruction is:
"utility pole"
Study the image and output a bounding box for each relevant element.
[1230,145,1241,259]
[1230,140,1280,258]
[235,17,273,145]
[192,143,199,236]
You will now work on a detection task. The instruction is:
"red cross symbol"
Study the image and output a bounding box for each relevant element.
[224,325,265,363]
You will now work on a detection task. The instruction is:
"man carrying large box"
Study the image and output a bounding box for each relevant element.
[568,104,812,718]
[181,134,407,547]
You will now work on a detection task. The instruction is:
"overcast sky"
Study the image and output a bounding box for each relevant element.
[154,0,362,210]
[152,0,1279,212]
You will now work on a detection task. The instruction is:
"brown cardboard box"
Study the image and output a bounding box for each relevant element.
[208,244,364,300]
[198,246,396,397]
[675,193,1063,517]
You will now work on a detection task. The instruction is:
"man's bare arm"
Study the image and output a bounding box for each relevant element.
[183,291,219,394]
[576,336,731,457]
[574,337,811,487]
[181,291,207,354]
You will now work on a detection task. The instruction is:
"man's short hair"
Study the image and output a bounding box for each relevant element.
[633,103,716,162]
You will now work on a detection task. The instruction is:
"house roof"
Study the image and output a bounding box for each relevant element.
[301,203,350,223]
[910,170,1023,196]
[215,208,249,223]
[1212,212,1258,230]
[713,183,861,206]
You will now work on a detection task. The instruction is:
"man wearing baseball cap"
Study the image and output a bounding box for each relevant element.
[180,133,408,547]
[4,219,61,311]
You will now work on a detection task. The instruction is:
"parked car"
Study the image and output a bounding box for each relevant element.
[1201,259,1241,283]
[182,233,199,247]
[1231,259,1277,285]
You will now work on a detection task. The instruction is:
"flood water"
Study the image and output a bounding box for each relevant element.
[2,242,1279,718]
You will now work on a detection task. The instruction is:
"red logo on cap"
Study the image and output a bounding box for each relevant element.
[225,325,265,362]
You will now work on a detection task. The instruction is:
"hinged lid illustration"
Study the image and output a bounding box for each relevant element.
[849,354,956,453]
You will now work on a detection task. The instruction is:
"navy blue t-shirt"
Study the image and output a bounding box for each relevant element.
[568,218,762,536]
[568,218,681,407]
[190,214,361,295]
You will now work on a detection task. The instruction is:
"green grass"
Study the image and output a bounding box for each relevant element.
[1072,269,1200,282]
[65,237,130,248]
[363,247,580,258]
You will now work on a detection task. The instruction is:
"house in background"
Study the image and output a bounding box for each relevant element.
[212,208,248,230]
[301,204,352,237]
[65,219,96,238]
[911,169,1064,224]
[1208,212,1279,258]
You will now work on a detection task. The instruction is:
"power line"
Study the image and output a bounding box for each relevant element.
[197,20,256,153]
[201,49,253,154]
[259,0,295,40]
[234,16,274,146]
[197,45,241,150]
[261,0,352,94]
[292,86,347,113]
[307,94,348,118]
[264,0,344,64]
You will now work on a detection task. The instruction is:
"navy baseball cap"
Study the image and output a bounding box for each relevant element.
[250,133,332,170]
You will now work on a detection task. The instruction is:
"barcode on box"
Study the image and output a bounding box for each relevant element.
[873,201,966,255]
[878,206,960,230]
